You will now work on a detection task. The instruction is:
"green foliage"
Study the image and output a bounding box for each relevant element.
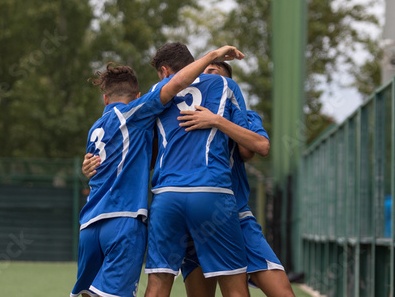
[0,0,382,158]
[224,0,273,132]
[306,0,382,97]
[0,0,198,158]
[90,0,198,92]
[0,0,101,157]
[304,0,381,140]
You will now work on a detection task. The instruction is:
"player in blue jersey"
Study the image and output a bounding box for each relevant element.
[70,45,245,297]
[80,60,294,297]
[144,43,250,297]
[203,61,233,78]
[177,62,296,297]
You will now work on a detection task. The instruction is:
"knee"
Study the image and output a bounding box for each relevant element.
[145,273,174,297]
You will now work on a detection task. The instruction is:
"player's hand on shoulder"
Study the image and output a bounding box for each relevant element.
[82,153,101,179]
[177,105,219,131]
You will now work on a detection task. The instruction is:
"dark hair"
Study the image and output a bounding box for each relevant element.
[150,42,194,72]
[214,61,233,78]
[90,62,139,100]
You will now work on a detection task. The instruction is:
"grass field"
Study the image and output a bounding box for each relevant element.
[0,261,312,297]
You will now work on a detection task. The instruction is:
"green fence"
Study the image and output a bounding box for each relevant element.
[300,77,395,296]
[0,157,265,263]
[0,158,85,261]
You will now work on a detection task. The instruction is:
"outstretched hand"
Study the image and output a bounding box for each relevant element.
[212,45,245,62]
[178,105,219,131]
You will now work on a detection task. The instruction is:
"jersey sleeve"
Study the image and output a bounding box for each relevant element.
[226,79,249,129]
[227,78,249,110]
[247,110,269,140]
[121,79,172,127]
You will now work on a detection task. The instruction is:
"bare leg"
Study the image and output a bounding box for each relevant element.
[144,273,175,297]
[184,267,217,297]
[217,273,249,297]
[249,270,295,297]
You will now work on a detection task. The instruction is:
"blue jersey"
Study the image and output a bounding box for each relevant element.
[151,74,248,194]
[79,84,169,230]
[231,111,269,213]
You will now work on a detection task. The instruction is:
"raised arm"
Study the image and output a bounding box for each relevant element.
[178,106,270,158]
[159,46,244,104]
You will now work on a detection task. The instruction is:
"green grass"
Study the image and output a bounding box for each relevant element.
[0,261,312,297]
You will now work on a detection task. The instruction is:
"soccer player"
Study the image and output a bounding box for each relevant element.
[178,62,296,297]
[204,61,233,78]
[144,43,250,297]
[70,45,245,297]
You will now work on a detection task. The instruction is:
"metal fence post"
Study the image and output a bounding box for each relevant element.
[72,157,81,261]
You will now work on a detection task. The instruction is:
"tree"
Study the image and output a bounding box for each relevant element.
[174,0,382,144]
[0,0,101,158]
[0,0,381,158]
[305,0,382,132]
[88,0,199,93]
[0,0,199,158]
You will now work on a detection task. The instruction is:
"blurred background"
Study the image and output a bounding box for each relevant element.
[1,0,394,296]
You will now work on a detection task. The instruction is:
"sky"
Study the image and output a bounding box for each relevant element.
[215,0,387,123]
[88,0,388,123]
[320,0,386,123]
[209,0,388,123]
[203,0,388,123]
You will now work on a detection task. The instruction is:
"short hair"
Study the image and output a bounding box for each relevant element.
[150,42,195,72]
[90,63,139,100]
[214,61,233,78]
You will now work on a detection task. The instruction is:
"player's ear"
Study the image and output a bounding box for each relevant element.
[136,92,141,99]
[160,66,172,78]
[103,94,110,105]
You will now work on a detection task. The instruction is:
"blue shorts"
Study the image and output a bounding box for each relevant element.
[181,235,200,280]
[70,217,147,297]
[145,192,247,278]
[181,214,283,281]
[240,215,284,273]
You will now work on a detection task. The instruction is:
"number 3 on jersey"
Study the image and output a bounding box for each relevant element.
[90,128,107,162]
[176,86,202,111]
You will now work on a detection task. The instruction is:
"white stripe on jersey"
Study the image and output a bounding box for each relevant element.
[114,107,128,175]
[151,82,159,92]
[114,104,145,175]
[218,76,229,116]
[156,118,167,168]
[122,102,144,119]
[238,210,254,220]
[205,76,229,165]
[226,75,248,110]
[80,210,148,230]
[205,127,218,165]
[151,186,234,195]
